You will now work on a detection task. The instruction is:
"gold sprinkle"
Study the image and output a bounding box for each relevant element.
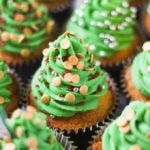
[34,118,44,125]
[60,39,71,49]
[23,28,32,35]
[20,3,29,12]
[0,96,4,104]
[76,61,84,70]
[65,93,75,102]
[90,54,94,63]
[72,74,80,84]
[26,137,38,148]
[79,85,88,94]
[18,35,25,43]
[12,109,21,118]
[130,144,141,150]
[16,126,23,138]
[119,124,130,133]
[143,41,150,52]
[125,109,135,121]
[64,73,73,82]
[14,13,24,23]
[22,112,34,120]
[10,33,19,42]
[42,48,50,57]
[85,67,94,71]
[68,55,78,66]
[3,143,16,150]
[49,135,54,144]
[63,61,73,70]
[52,77,61,87]
[77,53,84,59]
[63,31,75,36]
[31,2,39,9]
[21,48,30,57]
[0,70,4,79]
[36,10,42,18]
[46,21,54,34]
[116,117,128,127]
[1,32,10,42]
[26,106,37,114]
[41,94,50,104]
[32,25,38,31]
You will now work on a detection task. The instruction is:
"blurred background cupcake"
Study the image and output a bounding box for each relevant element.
[121,41,150,102]
[28,32,118,134]
[102,101,150,150]
[0,106,74,150]
[67,0,141,67]
[0,60,20,116]
[36,0,72,13]
[0,0,55,67]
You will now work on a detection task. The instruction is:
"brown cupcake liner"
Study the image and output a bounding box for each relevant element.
[55,132,77,150]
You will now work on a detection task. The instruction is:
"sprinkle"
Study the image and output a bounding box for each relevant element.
[12,109,21,118]
[23,112,34,120]
[14,13,24,23]
[26,106,37,114]
[60,39,71,49]
[73,88,79,92]
[125,17,132,22]
[104,20,111,25]
[79,85,88,94]
[90,45,96,51]
[99,51,106,57]
[122,2,129,7]
[1,32,10,42]
[116,117,128,127]
[111,11,117,16]
[26,137,38,148]
[18,35,25,43]
[31,2,38,9]
[36,10,42,18]
[68,55,79,66]
[130,7,137,13]
[125,109,135,121]
[46,21,54,34]
[96,61,101,66]
[130,145,141,150]
[119,124,130,133]
[3,143,16,150]
[142,41,150,52]
[0,96,4,104]
[32,25,38,31]
[52,77,61,87]
[41,94,50,103]
[77,61,84,70]
[20,48,30,57]
[23,28,32,35]
[49,135,54,144]
[20,3,29,12]
[65,93,75,102]
[72,74,80,83]
[42,48,50,57]
[110,25,116,30]
[64,73,72,82]
[0,70,4,79]
[77,53,84,59]
[63,61,73,70]
[16,126,23,138]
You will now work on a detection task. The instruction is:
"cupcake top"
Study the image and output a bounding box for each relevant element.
[0,0,54,57]
[103,101,150,150]
[31,31,108,117]
[0,60,12,109]
[0,106,64,150]
[67,0,137,58]
[131,41,150,97]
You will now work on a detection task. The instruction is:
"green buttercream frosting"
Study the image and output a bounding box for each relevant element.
[67,0,137,58]
[0,0,53,56]
[0,106,64,150]
[131,46,150,97]
[31,32,108,117]
[0,60,12,109]
[103,101,150,150]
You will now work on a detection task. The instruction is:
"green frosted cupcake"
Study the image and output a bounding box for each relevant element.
[103,101,150,150]
[29,31,117,133]
[67,0,141,66]
[0,0,55,65]
[0,106,65,150]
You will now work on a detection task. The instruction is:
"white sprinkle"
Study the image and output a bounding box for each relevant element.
[147,66,150,72]
[104,20,111,25]
[99,33,105,38]
[99,51,106,57]
[78,20,84,26]
[118,25,124,30]
[125,17,132,22]
[90,21,96,26]
[116,7,122,13]
[104,39,109,44]
[90,45,96,51]
[96,61,101,66]
[71,17,77,22]
[122,2,129,7]
[130,7,137,13]
[111,11,118,16]
[110,25,116,30]
[73,88,79,92]
[100,12,107,17]
[97,22,103,27]
[142,41,150,52]
[131,14,136,18]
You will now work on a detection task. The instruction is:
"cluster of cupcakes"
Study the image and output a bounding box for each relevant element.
[1,0,150,149]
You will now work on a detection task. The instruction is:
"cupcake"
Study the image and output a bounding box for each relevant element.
[36,0,71,12]
[143,0,150,38]
[122,41,150,102]
[0,106,65,150]
[0,0,55,66]
[0,60,20,116]
[29,31,117,133]
[67,0,141,67]
[102,101,150,150]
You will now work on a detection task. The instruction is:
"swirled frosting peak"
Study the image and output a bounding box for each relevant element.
[0,60,12,109]
[0,106,64,150]
[31,32,108,117]
[0,0,54,57]
[67,0,137,58]
[103,101,150,150]
[131,41,150,97]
